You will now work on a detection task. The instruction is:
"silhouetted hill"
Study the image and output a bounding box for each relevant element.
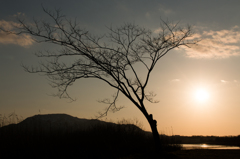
[17,114,110,132]
[0,114,157,159]
[0,114,143,134]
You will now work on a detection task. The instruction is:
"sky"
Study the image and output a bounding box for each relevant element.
[1,0,240,136]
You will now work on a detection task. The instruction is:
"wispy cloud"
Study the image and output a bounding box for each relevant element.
[159,5,174,15]
[183,26,240,58]
[233,80,240,87]
[12,12,25,17]
[219,79,240,87]
[0,20,34,47]
[171,79,180,82]
[221,80,228,83]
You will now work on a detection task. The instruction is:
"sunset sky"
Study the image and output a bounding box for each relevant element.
[1,0,240,136]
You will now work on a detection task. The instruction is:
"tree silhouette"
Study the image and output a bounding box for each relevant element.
[3,7,198,150]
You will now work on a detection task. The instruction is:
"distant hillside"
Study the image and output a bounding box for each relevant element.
[18,114,107,132]
[0,114,155,159]
[0,113,144,134]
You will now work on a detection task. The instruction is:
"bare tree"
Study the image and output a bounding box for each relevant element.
[2,7,198,150]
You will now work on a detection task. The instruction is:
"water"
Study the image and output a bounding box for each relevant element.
[182,144,240,150]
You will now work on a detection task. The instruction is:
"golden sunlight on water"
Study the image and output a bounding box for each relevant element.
[182,144,240,150]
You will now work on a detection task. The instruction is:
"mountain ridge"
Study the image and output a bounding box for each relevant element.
[0,113,144,134]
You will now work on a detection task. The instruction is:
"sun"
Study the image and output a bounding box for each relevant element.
[194,88,209,102]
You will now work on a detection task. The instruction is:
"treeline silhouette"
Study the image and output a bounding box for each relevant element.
[0,113,181,159]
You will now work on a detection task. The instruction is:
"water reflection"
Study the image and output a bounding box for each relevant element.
[182,144,240,150]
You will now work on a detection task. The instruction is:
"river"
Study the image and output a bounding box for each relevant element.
[182,144,240,150]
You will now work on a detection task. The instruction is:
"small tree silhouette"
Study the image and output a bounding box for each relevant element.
[2,7,198,151]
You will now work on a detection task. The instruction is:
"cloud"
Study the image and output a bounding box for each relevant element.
[233,80,240,87]
[219,79,240,87]
[171,79,180,82]
[221,80,228,83]
[12,12,25,17]
[159,5,174,15]
[183,26,240,58]
[0,20,34,47]
[0,32,34,47]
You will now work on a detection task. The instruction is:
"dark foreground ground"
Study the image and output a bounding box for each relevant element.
[2,149,240,159]
[121,149,240,159]
[175,149,240,159]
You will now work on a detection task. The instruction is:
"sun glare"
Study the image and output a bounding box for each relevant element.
[194,88,209,102]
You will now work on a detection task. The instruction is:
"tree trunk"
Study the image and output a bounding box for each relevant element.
[146,114,162,151]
